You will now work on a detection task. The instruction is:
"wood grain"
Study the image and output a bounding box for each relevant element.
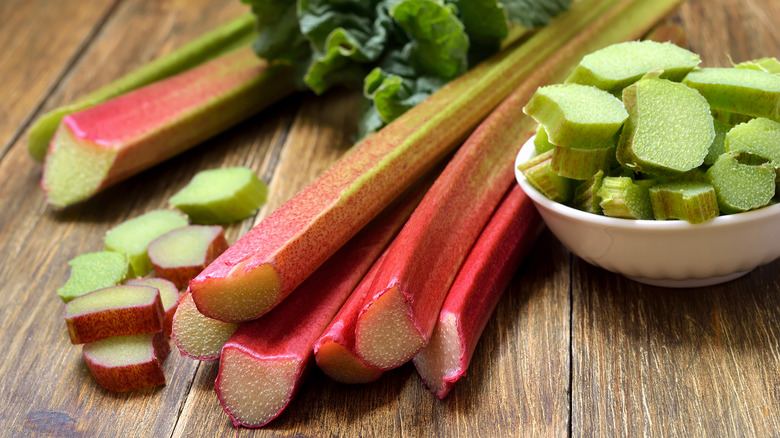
[0,0,118,158]
[0,0,778,437]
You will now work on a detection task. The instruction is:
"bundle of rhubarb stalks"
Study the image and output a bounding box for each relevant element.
[35,0,685,429]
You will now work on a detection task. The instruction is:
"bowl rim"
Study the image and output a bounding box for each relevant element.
[515,136,780,230]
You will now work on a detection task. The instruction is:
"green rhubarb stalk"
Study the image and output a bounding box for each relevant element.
[28,13,257,162]
[190,0,680,323]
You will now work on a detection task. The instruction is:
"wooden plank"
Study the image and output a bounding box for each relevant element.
[0,0,117,157]
[571,260,780,437]
[0,1,298,436]
[571,1,780,435]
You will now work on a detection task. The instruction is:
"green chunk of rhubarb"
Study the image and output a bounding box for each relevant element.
[724,118,780,175]
[597,176,653,219]
[648,181,719,223]
[706,153,776,214]
[523,83,628,149]
[617,75,714,176]
[734,57,780,75]
[682,68,780,121]
[28,13,257,162]
[703,119,731,166]
[571,169,605,214]
[566,40,700,95]
[551,144,614,180]
[169,167,268,224]
[533,125,555,154]
[518,150,574,203]
[57,251,129,303]
[104,210,188,277]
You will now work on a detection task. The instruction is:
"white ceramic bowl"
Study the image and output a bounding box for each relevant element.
[515,137,780,288]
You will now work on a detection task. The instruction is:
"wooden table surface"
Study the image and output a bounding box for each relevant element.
[1,0,778,436]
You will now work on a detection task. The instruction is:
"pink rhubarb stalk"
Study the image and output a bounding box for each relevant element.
[412,185,543,398]
[215,183,426,427]
[353,0,684,371]
[42,46,294,208]
[171,290,239,361]
[189,0,635,324]
[313,253,386,384]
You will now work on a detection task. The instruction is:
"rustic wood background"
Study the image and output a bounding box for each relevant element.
[0,0,778,436]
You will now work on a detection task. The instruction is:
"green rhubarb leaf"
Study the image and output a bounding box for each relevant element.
[501,0,572,28]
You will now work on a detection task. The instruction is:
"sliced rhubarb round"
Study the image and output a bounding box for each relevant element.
[83,332,170,392]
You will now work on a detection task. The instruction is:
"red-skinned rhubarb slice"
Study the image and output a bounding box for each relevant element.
[64,285,164,344]
[42,47,295,208]
[353,0,681,371]
[215,177,428,427]
[189,0,649,324]
[171,290,238,361]
[413,185,543,398]
[148,225,228,289]
[83,332,170,392]
[313,253,386,384]
[125,278,181,337]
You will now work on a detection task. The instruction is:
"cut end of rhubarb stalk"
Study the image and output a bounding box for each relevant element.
[57,251,129,303]
[43,124,117,208]
[83,332,170,392]
[191,261,282,322]
[216,347,299,428]
[355,285,426,370]
[314,341,384,384]
[412,313,462,399]
[171,291,238,360]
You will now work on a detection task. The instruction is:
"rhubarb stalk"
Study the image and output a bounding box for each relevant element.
[215,181,426,427]
[312,253,386,384]
[189,0,647,324]
[353,0,685,370]
[412,185,543,398]
[29,13,257,162]
[42,47,295,208]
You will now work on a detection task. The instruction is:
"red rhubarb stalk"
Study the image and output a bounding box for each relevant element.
[215,182,426,427]
[189,0,633,324]
[313,253,386,384]
[42,46,294,208]
[171,290,239,361]
[353,0,685,370]
[413,185,543,398]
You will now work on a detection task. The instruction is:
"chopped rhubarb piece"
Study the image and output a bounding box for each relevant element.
[571,169,606,214]
[216,177,427,427]
[706,153,776,214]
[83,332,170,392]
[648,181,719,223]
[148,225,228,289]
[413,185,543,398]
[171,290,238,361]
[597,176,654,219]
[42,47,295,207]
[187,0,666,324]
[617,73,714,176]
[64,285,164,344]
[313,254,387,384]
[682,68,780,121]
[104,209,188,277]
[125,278,181,337]
[523,83,628,149]
[734,57,780,75]
[518,150,575,203]
[168,167,268,224]
[354,0,685,371]
[565,40,700,95]
[57,251,129,303]
[725,117,780,172]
